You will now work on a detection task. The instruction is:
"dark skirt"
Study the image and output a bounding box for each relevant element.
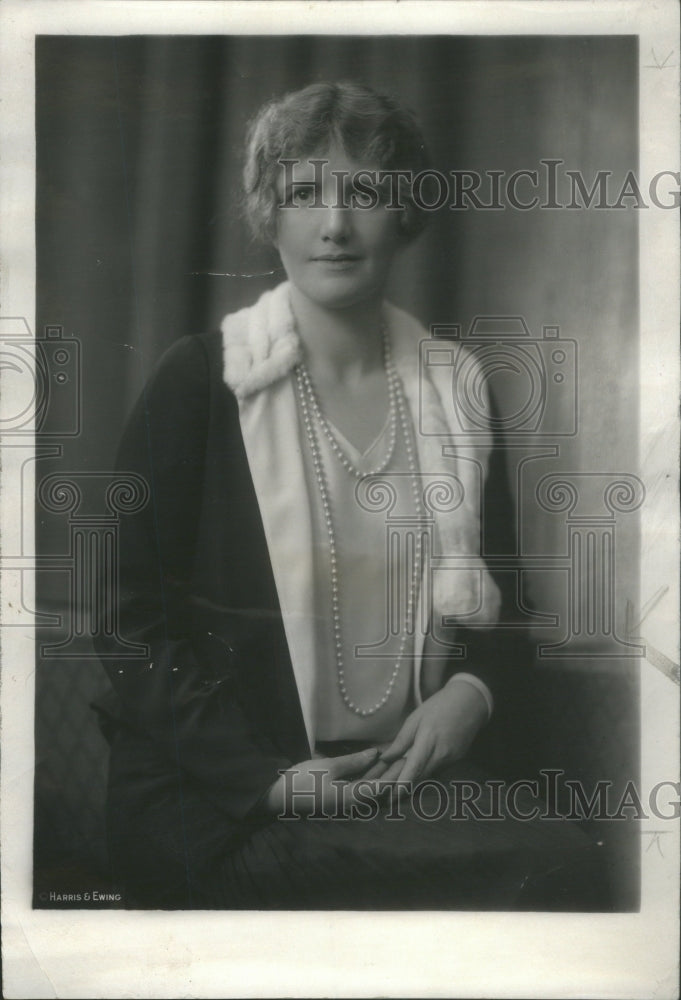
[105,729,609,911]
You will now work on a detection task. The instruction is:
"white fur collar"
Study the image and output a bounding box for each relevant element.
[221,280,424,400]
[220,282,302,399]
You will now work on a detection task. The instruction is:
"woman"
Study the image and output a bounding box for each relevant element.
[97,81,604,909]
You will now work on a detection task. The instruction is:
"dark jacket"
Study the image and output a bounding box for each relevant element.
[95,323,528,838]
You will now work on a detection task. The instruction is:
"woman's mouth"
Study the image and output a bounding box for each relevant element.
[311,254,361,267]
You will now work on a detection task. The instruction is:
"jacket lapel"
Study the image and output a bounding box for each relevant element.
[237,379,317,753]
[223,285,316,751]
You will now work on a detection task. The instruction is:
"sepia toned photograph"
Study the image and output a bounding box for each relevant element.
[1,2,679,997]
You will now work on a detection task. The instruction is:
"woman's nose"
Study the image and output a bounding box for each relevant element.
[320,205,352,241]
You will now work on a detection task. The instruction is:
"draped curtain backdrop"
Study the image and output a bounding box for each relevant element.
[35,35,639,906]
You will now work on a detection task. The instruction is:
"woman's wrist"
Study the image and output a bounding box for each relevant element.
[446,673,494,721]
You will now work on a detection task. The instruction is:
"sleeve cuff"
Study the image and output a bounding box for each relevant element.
[447,672,494,721]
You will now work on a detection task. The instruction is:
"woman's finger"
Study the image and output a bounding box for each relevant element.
[327,747,379,780]
[379,715,419,763]
[396,734,432,786]
[362,758,390,780]
[375,757,407,791]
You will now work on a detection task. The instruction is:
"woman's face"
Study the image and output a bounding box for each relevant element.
[274,141,404,311]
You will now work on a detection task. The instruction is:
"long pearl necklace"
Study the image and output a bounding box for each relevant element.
[294,332,424,717]
[295,329,399,479]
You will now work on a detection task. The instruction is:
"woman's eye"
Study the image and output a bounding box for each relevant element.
[287,184,317,206]
[353,189,375,209]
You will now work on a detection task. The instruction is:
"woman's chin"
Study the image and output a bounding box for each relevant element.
[292,281,384,313]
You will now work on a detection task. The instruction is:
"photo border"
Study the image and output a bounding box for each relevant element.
[1,2,678,997]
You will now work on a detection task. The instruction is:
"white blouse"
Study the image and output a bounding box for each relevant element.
[300,400,420,743]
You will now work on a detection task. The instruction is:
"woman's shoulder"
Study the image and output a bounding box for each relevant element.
[144,332,218,403]
[145,282,298,407]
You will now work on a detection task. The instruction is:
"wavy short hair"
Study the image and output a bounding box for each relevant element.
[242,80,431,244]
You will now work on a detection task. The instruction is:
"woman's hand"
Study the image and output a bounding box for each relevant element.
[377,681,489,787]
[263,746,387,817]
[261,681,488,816]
